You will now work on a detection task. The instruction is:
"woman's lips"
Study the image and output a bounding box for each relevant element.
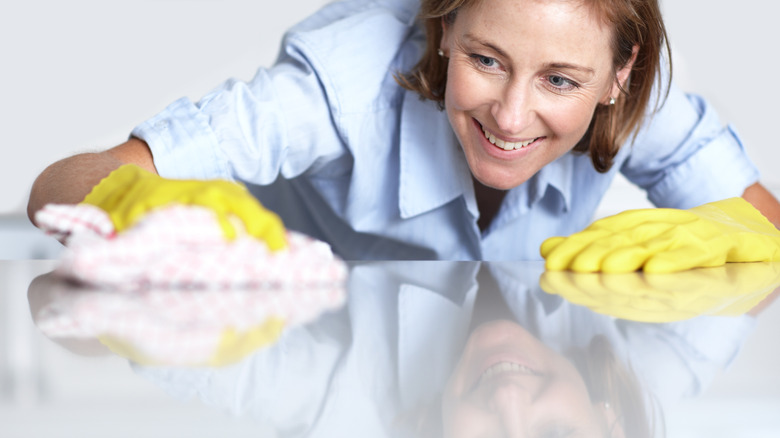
[474,119,544,152]
[470,357,543,394]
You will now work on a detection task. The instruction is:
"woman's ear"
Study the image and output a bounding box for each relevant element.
[598,402,626,438]
[440,16,452,56]
[606,44,639,103]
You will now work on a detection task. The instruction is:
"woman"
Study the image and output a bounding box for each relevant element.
[27,0,780,266]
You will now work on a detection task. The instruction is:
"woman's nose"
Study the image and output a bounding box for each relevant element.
[491,82,535,135]
[489,384,532,436]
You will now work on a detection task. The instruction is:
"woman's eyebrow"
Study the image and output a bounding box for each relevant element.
[463,32,510,59]
[544,62,595,78]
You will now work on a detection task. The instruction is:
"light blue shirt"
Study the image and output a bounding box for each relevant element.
[132,0,759,261]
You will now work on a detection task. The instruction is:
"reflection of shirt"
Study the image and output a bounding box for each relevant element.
[487,262,757,409]
[132,0,759,260]
[132,261,756,437]
[132,261,481,437]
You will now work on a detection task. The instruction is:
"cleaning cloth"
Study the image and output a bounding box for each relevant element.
[36,203,347,290]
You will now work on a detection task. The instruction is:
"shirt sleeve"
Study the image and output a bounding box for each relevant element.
[621,315,756,405]
[130,24,348,184]
[620,81,760,209]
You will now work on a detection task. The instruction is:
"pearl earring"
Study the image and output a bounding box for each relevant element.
[437,49,445,57]
[609,97,616,105]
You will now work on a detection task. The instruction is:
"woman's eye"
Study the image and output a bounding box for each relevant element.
[547,75,576,90]
[471,54,498,69]
[478,56,496,67]
[537,422,577,438]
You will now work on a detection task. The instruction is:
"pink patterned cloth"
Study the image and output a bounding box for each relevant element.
[36,204,348,290]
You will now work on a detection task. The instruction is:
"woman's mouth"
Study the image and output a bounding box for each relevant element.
[480,123,541,151]
[471,360,543,393]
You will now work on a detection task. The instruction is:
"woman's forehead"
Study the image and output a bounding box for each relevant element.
[452,0,614,62]
[456,0,610,29]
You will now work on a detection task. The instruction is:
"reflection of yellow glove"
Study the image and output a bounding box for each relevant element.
[97,318,286,367]
[207,319,286,367]
[541,198,780,273]
[82,164,287,250]
[539,263,780,322]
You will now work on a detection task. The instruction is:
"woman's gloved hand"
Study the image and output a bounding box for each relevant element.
[540,197,780,273]
[82,164,287,250]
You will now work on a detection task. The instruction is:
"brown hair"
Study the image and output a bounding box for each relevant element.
[396,0,672,173]
[566,335,660,438]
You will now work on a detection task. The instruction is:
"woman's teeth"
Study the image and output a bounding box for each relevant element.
[479,361,539,385]
[483,126,537,150]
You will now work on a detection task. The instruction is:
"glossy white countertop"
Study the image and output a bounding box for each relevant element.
[1,260,779,438]
[0,261,274,438]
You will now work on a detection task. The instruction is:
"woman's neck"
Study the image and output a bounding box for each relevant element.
[473,176,508,233]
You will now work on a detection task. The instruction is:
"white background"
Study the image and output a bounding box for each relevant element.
[2,0,779,218]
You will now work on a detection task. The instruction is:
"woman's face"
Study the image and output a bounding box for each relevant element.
[442,320,619,437]
[440,0,622,190]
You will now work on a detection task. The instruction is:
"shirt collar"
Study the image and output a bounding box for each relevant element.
[398,90,478,219]
[483,151,575,227]
[532,152,574,212]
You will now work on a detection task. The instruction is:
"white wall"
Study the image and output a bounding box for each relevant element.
[1,0,331,215]
[598,0,780,216]
[2,0,778,216]
[664,0,780,178]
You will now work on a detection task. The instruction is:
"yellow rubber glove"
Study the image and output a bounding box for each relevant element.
[539,262,780,322]
[82,164,287,250]
[541,197,780,273]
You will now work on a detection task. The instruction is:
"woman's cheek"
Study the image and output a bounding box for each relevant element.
[447,66,492,112]
[540,97,596,144]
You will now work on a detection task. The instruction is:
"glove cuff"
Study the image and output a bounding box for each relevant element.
[692,197,779,236]
[82,164,156,210]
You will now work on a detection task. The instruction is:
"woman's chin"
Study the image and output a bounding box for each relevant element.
[471,168,531,191]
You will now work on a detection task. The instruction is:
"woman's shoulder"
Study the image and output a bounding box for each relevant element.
[287,0,419,34]
[279,0,424,114]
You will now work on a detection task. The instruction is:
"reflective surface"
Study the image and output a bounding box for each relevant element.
[2,260,780,437]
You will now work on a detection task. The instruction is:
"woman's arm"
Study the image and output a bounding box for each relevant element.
[742,182,780,230]
[27,138,156,225]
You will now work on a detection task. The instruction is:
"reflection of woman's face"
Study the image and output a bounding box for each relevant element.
[440,0,618,190]
[442,320,614,437]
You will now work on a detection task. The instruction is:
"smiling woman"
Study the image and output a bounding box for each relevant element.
[26,0,780,264]
[398,0,668,183]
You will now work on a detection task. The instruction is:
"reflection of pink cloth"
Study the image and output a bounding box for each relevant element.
[33,276,345,366]
[36,204,347,290]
